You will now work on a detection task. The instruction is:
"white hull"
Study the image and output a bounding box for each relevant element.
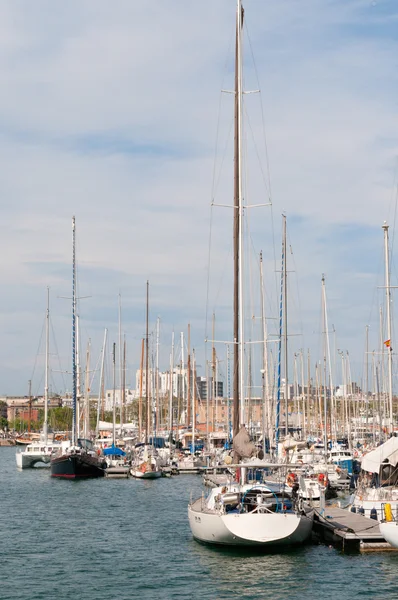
[188,499,313,547]
[379,521,398,548]
[130,468,162,479]
[16,443,61,469]
[350,487,398,520]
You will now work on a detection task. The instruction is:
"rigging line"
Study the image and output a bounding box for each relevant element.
[30,313,45,386]
[242,100,271,198]
[50,318,67,394]
[245,21,273,204]
[210,25,235,205]
[212,115,235,202]
[286,233,305,350]
[206,96,231,352]
[244,21,278,315]
[89,348,102,396]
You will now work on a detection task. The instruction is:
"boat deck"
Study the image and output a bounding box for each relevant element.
[313,506,396,551]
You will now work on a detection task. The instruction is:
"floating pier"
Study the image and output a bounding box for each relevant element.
[313,506,396,552]
[105,467,130,479]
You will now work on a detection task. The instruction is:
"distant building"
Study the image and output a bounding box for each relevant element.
[196,377,223,401]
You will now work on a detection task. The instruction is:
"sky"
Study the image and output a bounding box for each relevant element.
[0,0,397,397]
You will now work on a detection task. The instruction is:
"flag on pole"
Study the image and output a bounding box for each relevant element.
[384,339,391,348]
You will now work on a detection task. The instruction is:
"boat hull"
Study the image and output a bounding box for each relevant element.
[130,468,162,479]
[188,500,314,547]
[379,522,398,548]
[16,452,51,469]
[51,453,106,479]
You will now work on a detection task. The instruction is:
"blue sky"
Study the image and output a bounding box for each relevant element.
[0,0,397,397]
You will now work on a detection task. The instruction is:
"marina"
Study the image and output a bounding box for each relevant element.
[1,0,398,598]
[2,446,398,600]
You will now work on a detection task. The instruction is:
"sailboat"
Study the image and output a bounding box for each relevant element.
[130,281,162,479]
[16,288,62,468]
[50,217,106,479]
[188,0,314,547]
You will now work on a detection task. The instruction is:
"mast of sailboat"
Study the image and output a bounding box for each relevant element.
[156,317,160,435]
[233,0,244,436]
[112,342,116,444]
[139,338,144,441]
[43,286,50,444]
[275,216,285,446]
[260,251,270,451]
[187,323,191,429]
[83,340,91,439]
[145,280,149,445]
[76,315,81,439]
[169,331,174,446]
[123,336,126,430]
[383,221,394,435]
[28,379,32,435]
[71,216,77,446]
[192,348,196,455]
[321,275,328,454]
[283,215,288,436]
[118,293,123,433]
[96,328,107,436]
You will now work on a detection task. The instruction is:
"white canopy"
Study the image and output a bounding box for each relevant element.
[361,437,398,473]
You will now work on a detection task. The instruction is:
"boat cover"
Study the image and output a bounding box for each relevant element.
[102,445,126,457]
[361,437,398,473]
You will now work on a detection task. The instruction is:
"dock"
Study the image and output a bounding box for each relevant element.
[105,467,130,479]
[313,506,396,552]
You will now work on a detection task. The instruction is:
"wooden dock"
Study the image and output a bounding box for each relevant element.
[313,506,396,551]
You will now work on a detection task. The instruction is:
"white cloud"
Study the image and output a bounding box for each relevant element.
[0,0,397,395]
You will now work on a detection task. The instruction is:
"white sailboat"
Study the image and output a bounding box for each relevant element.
[349,436,398,520]
[16,288,61,469]
[188,0,314,547]
[131,281,162,479]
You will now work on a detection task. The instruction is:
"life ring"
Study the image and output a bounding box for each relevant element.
[287,472,297,487]
[140,463,147,473]
[318,473,328,485]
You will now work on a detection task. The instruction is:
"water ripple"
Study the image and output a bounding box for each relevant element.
[1,448,398,599]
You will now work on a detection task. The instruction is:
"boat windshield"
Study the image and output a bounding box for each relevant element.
[77,438,94,451]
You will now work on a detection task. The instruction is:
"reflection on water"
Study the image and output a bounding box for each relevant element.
[1,447,398,600]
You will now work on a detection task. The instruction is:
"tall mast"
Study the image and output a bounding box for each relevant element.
[83,340,91,439]
[145,280,149,445]
[139,338,144,441]
[212,313,216,432]
[169,331,175,441]
[260,251,270,450]
[181,331,185,428]
[233,0,244,436]
[122,336,126,430]
[156,317,160,434]
[72,216,77,446]
[187,323,191,428]
[43,286,50,444]
[382,222,394,434]
[282,215,288,436]
[76,315,81,439]
[28,379,32,434]
[321,275,328,453]
[112,342,116,444]
[96,328,107,437]
[118,293,123,432]
[192,348,196,455]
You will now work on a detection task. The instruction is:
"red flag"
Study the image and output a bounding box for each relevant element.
[384,339,391,348]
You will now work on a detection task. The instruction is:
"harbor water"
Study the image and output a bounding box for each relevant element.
[2,447,398,600]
